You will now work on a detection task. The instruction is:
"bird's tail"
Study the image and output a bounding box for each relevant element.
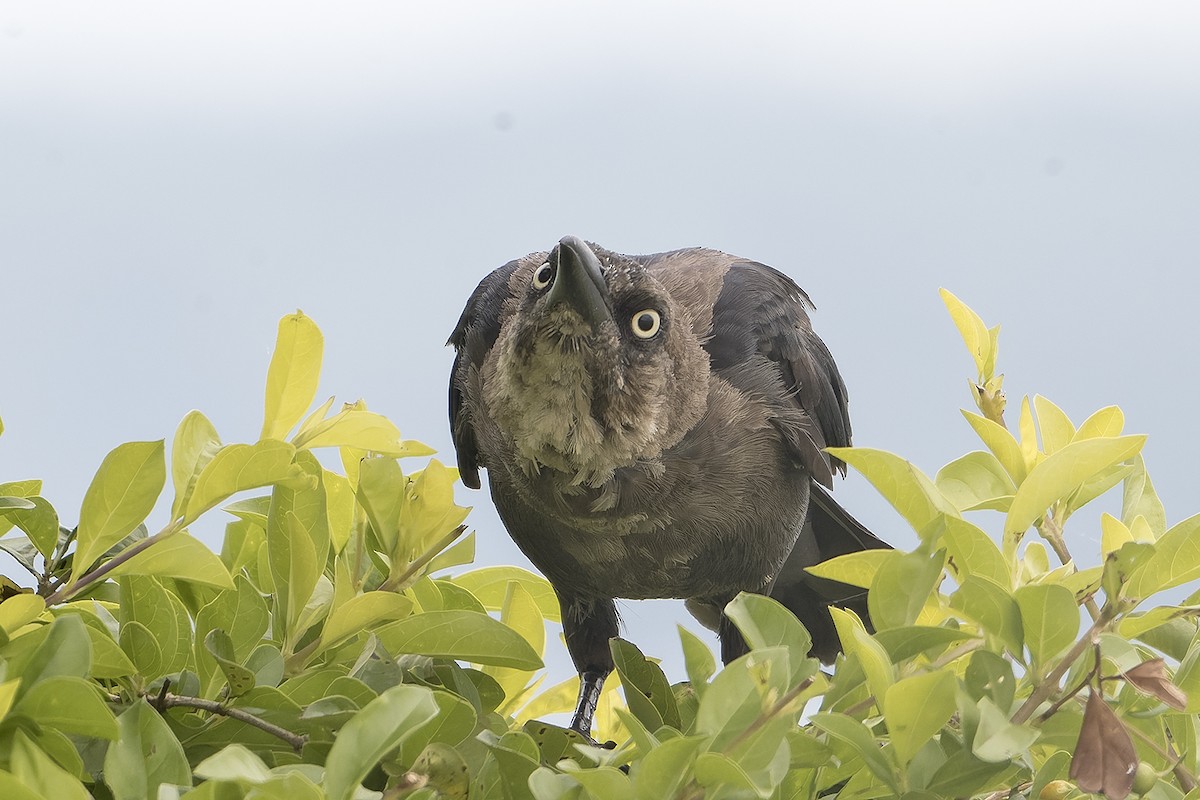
[769,483,891,663]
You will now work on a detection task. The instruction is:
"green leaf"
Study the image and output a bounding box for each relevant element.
[192,743,273,783]
[811,712,900,792]
[972,696,1040,761]
[1126,513,1200,600]
[935,451,1016,512]
[104,532,235,590]
[0,771,44,800]
[610,637,680,732]
[355,456,405,556]
[376,609,542,669]
[696,647,790,750]
[830,607,895,708]
[265,452,328,634]
[950,576,1024,656]
[0,496,35,511]
[874,626,976,664]
[74,440,166,572]
[678,625,716,697]
[1033,396,1076,455]
[13,676,118,739]
[1014,584,1080,669]
[293,407,431,457]
[883,668,957,767]
[804,548,895,588]
[15,613,90,698]
[941,516,1010,586]
[962,411,1027,485]
[825,447,958,535]
[261,311,324,441]
[318,592,414,655]
[450,567,561,623]
[9,731,90,800]
[868,548,945,631]
[1075,406,1125,440]
[485,582,546,711]
[1005,435,1146,537]
[940,288,991,377]
[725,592,814,681]
[323,685,440,800]
[5,497,60,561]
[119,576,190,679]
[104,700,191,800]
[204,629,257,697]
[0,593,46,636]
[1122,455,1166,537]
[634,734,705,800]
[170,410,222,521]
[183,439,306,525]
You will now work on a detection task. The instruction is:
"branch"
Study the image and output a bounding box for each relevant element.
[1037,511,1102,622]
[159,693,308,752]
[378,525,467,593]
[45,523,180,606]
[1012,613,1111,725]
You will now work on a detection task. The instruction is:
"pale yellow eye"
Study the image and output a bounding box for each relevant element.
[631,309,661,338]
[532,262,555,290]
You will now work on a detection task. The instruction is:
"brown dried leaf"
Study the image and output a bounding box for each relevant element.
[1120,658,1188,711]
[1070,690,1137,800]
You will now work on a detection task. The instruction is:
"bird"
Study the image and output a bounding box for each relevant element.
[448,235,889,738]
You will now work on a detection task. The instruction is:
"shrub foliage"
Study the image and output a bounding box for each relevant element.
[0,299,1198,800]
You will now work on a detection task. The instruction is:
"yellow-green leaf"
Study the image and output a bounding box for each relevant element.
[884,668,957,767]
[1125,513,1200,600]
[13,677,118,739]
[74,441,166,573]
[1005,435,1146,537]
[1101,513,1133,558]
[104,532,235,590]
[261,311,324,441]
[805,549,896,589]
[825,447,958,535]
[935,451,1016,513]
[376,610,542,670]
[293,407,434,458]
[940,288,991,378]
[318,592,414,655]
[962,411,1027,485]
[0,593,47,635]
[1018,397,1038,471]
[942,516,1010,587]
[1033,396,1075,456]
[1014,584,1079,669]
[1074,406,1124,440]
[830,607,894,710]
[182,439,305,525]
[170,410,222,521]
[451,567,560,623]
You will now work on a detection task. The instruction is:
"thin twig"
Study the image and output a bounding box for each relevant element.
[1038,510,1101,622]
[1036,647,1100,724]
[1012,613,1111,725]
[45,523,180,605]
[378,525,467,592]
[160,693,308,752]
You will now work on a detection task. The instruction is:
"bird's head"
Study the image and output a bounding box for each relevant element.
[484,236,709,486]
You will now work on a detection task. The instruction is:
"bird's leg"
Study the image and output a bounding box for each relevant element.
[560,595,619,739]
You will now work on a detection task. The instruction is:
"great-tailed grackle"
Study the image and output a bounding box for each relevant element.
[448,236,889,737]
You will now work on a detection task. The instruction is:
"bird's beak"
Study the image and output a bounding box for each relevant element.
[546,236,612,328]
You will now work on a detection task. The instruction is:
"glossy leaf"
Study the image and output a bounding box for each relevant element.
[611,637,680,731]
[950,576,1024,656]
[972,697,1040,762]
[935,451,1016,512]
[1033,395,1075,455]
[1125,513,1200,600]
[962,411,1027,485]
[170,410,222,521]
[323,685,440,800]
[1015,584,1080,669]
[725,591,814,681]
[941,515,1010,586]
[9,731,90,800]
[16,613,91,698]
[104,532,234,589]
[804,548,895,588]
[940,288,991,377]
[826,447,958,535]
[883,668,957,767]
[74,440,166,572]
[261,311,324,441]
[1005,435,1145,537]
[377,610,542,669]
[830,607,894,708]
[811,712,899,792]
[14,676,118,739]
[5,496,60,561]
[452,566,561,622]
[1122,454,1166,536]
[105,700,191,800]
[318,591,414,655]
[183,439,305,525]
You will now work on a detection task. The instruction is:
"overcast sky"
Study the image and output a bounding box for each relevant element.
[2,2,1199,678]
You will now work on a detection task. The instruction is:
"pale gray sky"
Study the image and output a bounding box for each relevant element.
[2,1,1199,677]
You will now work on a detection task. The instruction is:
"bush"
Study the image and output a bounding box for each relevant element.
[0,300,1197,800]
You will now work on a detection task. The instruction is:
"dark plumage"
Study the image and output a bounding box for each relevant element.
[448,236,889,736]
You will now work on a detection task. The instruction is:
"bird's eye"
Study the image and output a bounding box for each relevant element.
[532,262,555,290]
[631,309,661,339]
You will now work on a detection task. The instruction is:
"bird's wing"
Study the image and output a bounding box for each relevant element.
[702,259,852,487]
[447,259,521,489]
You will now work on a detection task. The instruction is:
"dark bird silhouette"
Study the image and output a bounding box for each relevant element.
[448,236,889,737]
